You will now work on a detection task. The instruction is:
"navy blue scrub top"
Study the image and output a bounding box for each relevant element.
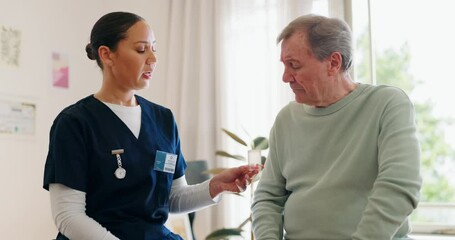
[43,95,187,240]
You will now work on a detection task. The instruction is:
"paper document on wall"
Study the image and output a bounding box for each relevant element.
[0,99,35,135]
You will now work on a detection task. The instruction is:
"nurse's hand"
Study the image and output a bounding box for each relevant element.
[209,164,261,198]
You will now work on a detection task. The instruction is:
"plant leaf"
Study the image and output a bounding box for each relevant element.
[205,228,243,240]
[215,150,246,161]
[222,128,248,147]
[241,126,252,142]
[252,137,269,150]
[237,216,251,229]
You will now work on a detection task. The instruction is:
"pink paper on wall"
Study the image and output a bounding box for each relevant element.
[52,52,69,89]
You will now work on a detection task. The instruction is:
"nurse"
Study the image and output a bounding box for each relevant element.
[43,11,259,240]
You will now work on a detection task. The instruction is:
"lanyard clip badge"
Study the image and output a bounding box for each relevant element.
[111,149,126,179]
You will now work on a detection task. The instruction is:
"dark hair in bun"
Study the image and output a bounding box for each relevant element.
[85,43,96,60]
[86,11,144,69]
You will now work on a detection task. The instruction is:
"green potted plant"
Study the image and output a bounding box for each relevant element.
[205,128,268,240]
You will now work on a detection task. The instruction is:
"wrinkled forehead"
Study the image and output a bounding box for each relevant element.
[280,31,312,59]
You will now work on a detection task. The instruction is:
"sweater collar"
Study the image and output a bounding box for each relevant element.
[302,83,368,116]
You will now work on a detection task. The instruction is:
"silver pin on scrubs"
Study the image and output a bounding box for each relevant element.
[112,149,126,179]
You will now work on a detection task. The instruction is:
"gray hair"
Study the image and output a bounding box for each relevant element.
[277,14,353,72]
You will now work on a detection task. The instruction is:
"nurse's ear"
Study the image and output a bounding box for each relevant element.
[98,45,114,67]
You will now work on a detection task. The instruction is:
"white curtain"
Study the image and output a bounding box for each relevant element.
[164,0,218,161]
[163,0,219,238]
[163,0,346,239]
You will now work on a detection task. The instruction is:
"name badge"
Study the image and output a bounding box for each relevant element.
[154,150,177,174]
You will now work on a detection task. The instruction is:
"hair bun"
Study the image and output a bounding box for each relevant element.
[85,43,96,60]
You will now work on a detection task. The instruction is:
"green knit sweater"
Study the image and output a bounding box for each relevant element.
[252,83,422,240]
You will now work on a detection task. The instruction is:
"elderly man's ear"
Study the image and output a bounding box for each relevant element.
[327,52,342,76]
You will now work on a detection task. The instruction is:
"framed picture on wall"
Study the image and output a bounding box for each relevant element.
[0,98,35,136]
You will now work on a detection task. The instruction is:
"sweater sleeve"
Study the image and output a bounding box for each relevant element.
[252,126,288,240]
[352,89,422,239]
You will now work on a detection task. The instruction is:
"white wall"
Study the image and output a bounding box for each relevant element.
[0,1,171,239]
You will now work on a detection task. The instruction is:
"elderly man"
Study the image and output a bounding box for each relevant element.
[252,14,421,240]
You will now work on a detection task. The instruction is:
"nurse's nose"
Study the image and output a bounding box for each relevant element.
[146,51,157,65]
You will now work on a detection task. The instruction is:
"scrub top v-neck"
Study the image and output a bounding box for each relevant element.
[43,95,187,240]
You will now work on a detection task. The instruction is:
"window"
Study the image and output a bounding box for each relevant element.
[352,0,455,234]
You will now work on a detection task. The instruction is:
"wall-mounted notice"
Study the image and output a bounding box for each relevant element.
[0,99,35,135]
[0,25,21,67]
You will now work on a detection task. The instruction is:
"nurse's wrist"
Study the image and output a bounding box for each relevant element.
[208,179,223,199]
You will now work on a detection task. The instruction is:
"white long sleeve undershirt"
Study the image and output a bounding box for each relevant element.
[49,176,216,239]
[49,184,119,240]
